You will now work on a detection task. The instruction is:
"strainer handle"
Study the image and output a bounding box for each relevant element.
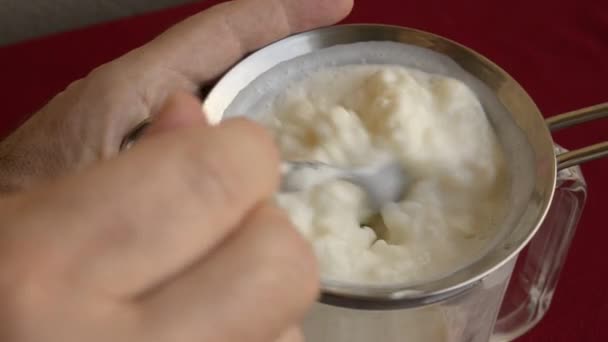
[546,102,608,170]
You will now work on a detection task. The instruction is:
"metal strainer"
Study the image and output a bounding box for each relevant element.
[201,24,607,308]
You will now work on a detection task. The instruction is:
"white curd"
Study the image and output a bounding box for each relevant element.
[263,64,508,285]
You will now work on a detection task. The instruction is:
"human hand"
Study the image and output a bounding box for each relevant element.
[0,92,318,342]
[0,0,353,193]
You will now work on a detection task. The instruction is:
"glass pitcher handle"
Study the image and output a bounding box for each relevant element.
[491,145,587,341]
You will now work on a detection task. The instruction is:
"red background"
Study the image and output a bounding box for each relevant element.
[1,0,606,340]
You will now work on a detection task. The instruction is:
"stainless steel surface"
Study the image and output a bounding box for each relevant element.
[556,142,608,170]
[546,103,608,170]
[547,103,608,131]
[280,159,408,211]
[203,24,557,306]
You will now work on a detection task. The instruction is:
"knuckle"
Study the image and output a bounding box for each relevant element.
[187,142,243,211]
[157,128,244,214]
[220,118,280,168]
[172,118,280,210]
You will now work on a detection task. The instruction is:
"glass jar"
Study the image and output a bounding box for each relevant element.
[303,146,588,342]
[492,145,587,341]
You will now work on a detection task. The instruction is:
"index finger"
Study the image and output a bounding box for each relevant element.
[6,115,280,298]
[142,0,354,83]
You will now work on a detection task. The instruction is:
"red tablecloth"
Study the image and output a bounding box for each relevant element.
[1,0,607,340]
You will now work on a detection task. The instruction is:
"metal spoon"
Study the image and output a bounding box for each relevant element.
[122,120,409,209]
[280,159,409,210]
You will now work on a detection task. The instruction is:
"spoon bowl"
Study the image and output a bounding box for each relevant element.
[280,158,409,210]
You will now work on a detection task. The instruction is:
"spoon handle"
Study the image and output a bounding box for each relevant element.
[280,161,344,193]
